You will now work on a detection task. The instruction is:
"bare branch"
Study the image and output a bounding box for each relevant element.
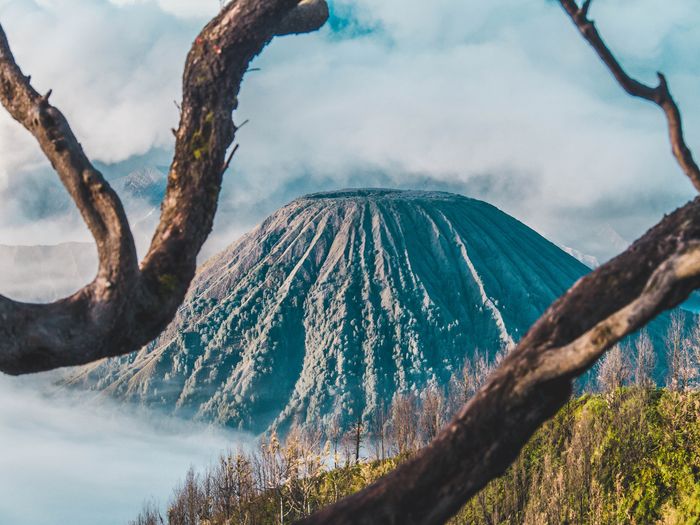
[1,2,698,523]
[221,143,240,175]
[0,0,329,375]
[295,3,700,523]
[559,0,700,192]
[298,198,700,524]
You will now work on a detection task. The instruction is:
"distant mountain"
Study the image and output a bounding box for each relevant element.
[68,189,598,433]
[0,167,168,304]
[110,167,168,251]
[110,167,167,207]
[561,246,599,269]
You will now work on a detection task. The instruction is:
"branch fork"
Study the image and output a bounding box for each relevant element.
[0,0,329,375]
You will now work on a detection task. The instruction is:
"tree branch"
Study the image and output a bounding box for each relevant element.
[275,0,329,36]
[559,0,700,192]
[2,1,698,523]
[296,198,700,524]
[296,2,700,523]
[0,0,328,375]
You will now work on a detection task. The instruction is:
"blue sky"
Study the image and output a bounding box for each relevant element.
[0,0,698,263]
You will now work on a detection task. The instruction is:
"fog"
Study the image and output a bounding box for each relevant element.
[0,374,250,525]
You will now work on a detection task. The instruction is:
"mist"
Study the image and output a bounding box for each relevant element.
[0,374,250,525]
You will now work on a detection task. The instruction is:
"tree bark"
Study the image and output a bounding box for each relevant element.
[296,1,700,522]
[0,0,328,374]
[297,200,700,524]
[1,1,699,524]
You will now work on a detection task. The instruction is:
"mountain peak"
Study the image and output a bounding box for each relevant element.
[299,188,461,202]
[70,189,589,433]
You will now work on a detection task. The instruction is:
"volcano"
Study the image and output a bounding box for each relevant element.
[69,189,591,432]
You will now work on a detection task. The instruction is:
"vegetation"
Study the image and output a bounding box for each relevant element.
[130,314,700,525]
[452,389,700,524]
[3,0,700,521]
[130,388,700,525]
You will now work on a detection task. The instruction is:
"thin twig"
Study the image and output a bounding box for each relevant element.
[221,143,240,175]
[559,0,700,192]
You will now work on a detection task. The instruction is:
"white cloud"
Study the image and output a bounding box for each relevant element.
[108,0,220,19]
[0,1,699,520]
[227,0,700,259]
[0,0,197,164]
[0,0,698,260]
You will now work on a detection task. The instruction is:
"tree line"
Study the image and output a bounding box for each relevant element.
[129,310,700,524]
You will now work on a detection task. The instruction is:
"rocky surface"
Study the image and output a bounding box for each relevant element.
[66,189,595,433]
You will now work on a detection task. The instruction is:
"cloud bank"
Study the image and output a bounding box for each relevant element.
[0,374,248,525]
[0,0,699,263]
[0,1,699,521]
[229,0,700,261]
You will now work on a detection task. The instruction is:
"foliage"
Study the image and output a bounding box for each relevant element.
[130,388,700,525]
[450,388,700,524]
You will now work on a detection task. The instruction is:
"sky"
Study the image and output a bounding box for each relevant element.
[0,0,698,265]
[0,0,699,522]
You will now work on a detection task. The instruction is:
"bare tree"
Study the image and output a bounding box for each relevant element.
[168,467,203,525]
[445,370,466,419]
[3,1,700,524]
[369,400,389,461]
[282,425,326,518]
[419,384,445,445]
[256,431,294,525]
[326,413,343,468]
[595,343,629,393]
[129,500,164,525]
[388,392,419,456]
[209,451,256,524]
[677,337,697,391]
[347,413,364,465]
[663,310,698,391]
[633,330,656,389]
[665,310,686,390]
[686,319,700,387]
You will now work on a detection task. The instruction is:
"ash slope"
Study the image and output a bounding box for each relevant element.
[69,189,589,433]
